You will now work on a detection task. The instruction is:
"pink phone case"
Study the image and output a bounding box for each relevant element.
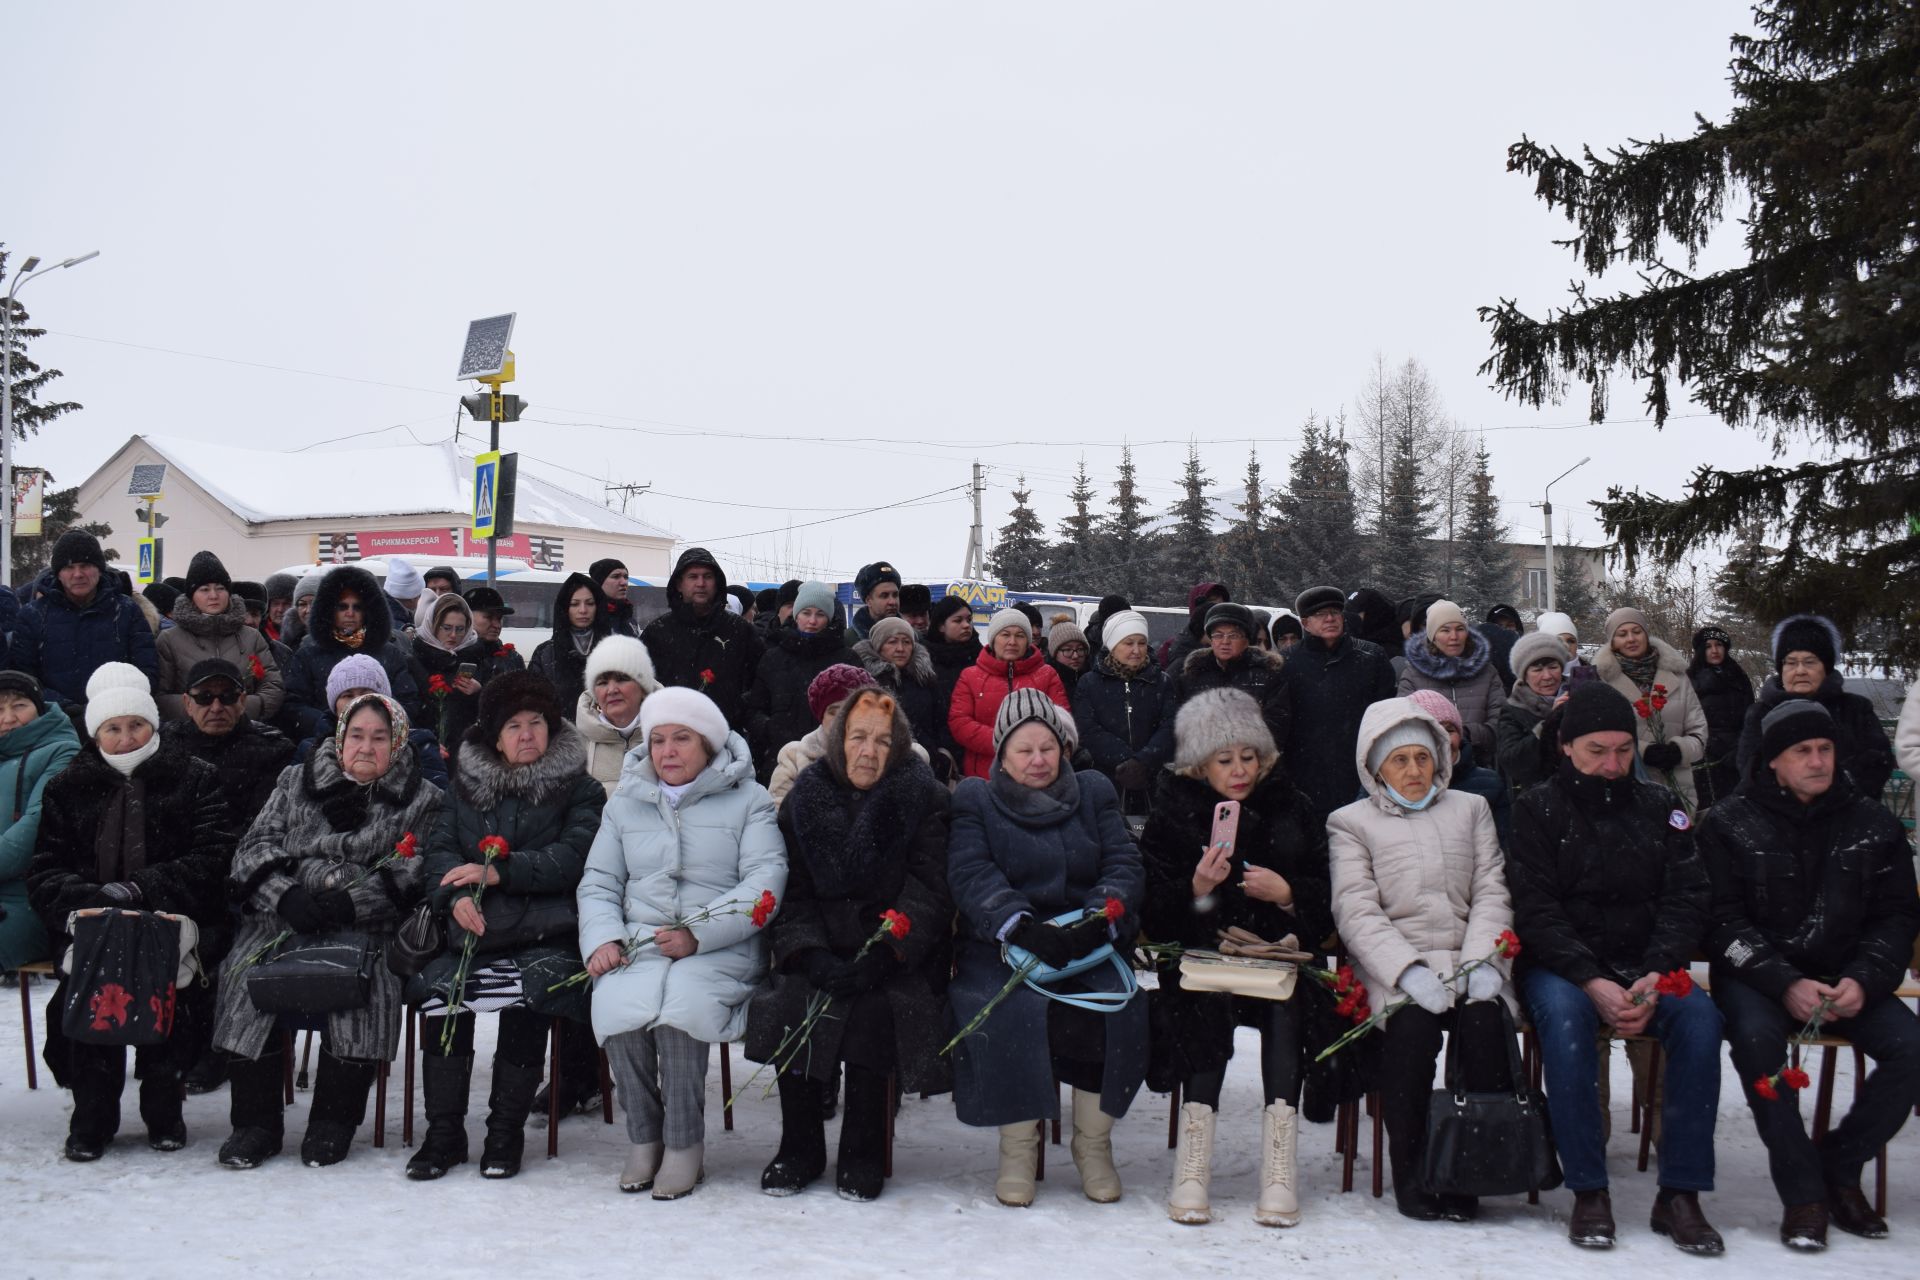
[1209,801,1241,858]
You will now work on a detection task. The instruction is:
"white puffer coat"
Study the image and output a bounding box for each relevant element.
[1327,698,1515,1014]
[576,731,787,1044]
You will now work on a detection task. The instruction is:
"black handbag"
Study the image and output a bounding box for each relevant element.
[1421,1001,1563,1197]
[465,892,578,957]
[385,901,444,979]
[244,931,377,1014]
[61,909,184,1046]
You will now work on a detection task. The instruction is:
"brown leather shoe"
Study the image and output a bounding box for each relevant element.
[1780,1201,1828,1251]
[1569,1189,1616,1248]
[1827,1185,1888,1239]
[1651,1191,1725,1255]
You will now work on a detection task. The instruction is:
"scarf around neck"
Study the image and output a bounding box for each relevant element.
[1615,648,1661,692]
[989,759,1081,823]
[334,627,367,650]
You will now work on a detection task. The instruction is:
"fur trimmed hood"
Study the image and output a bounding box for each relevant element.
[169,592,247,638]
[454,718,590,811]
[1180,642,1284,680]
[852,636,936,688]
[309,565,393,654]
[1402,626,1492,682]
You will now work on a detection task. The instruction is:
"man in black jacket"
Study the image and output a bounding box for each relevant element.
[1699,698,1920,1251]
[1172,602,1289,754]
[162,658,298,1092]
[1277,586,1394,819]
[639,547,765,731]
[1508,684,1722,1253]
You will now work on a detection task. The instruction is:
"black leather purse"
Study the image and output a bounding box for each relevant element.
[245,931,377,1014]
[1421,1000,1563,1197]
[385,901,444,979]
[464,893,578,957]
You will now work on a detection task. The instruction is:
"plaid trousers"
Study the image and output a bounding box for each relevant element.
[605,1025,712,1149]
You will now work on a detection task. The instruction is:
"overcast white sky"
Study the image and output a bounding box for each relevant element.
[9,1,1788,590]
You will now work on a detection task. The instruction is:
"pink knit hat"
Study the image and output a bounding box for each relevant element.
[807,663,879,725]
[1405,689,1462,732]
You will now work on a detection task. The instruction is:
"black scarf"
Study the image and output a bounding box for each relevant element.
[785,756,934,897]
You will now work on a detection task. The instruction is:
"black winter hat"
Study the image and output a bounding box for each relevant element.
[1486,604,1523,628]
[184,657,244,691]
[854,561,902,600]
[777,579,803,607]
[754,587,778,613]
[588,558,628,587]
[0,670,45,714]
[163,576,190,594]
[423,565,461,592]
[1271,613,1303,642]
[462,586,514,616]
[900,583,931,614]
[142,582,180,617]
[1557,683,1637,745]
[1014,601,1044,636]
[1295,585,1345,617]
[50,530,107,574]
[472,669,565,747]
[263,572,298,604]
[1759,698,1834,766]
[1202,601,1258,640]
[184,550,232,593]
[929,594,972,632]
[231,580,266,609]
[726,584,754,614]
[1772,614,1839,673]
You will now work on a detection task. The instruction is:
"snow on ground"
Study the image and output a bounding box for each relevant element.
[2,988,1914,1280]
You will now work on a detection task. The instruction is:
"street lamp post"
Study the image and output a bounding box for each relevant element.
[1541,455,1591,612]
[3,250,100,584]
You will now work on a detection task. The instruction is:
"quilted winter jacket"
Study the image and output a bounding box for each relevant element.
[947,646,1070,780]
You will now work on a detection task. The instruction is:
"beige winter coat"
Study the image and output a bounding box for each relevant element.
[1592,636,1708,804]
[155,596,284,721]
[573,690,646,796]
[1897,681,1920,784]
[1328,698,1515,1014]
[767,724,928,809]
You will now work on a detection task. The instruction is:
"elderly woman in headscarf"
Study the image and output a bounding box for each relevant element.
[1328,697,1516,1223]
[211,691,441,1170]
[409,590,485,763]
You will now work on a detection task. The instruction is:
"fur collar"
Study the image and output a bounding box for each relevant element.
[1155,767,1304,834]
[1755,670,1847,710]
[784,753,938,897]
[454,720,589,810]
[302,731,422,830]
[1402,627,1492,681]
[1181,644,1284,679]
[308,566,392,653]
[852,637,936,688]
[169,593,247,638]
[1096,649,1157,682]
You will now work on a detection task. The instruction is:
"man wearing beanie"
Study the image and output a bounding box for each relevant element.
[849,561,903,641]
[1174,601,1289,770]
[1733,613,1893,802]
[1506,681,1723,1252]
[1277,585,1394,821]
[640,547,765,732]
[899,583,932,637]
[1697,698,1920,1249]
[28,661,234,1159]
[161,656,297,1092]
[381,558,425,636]
[9,529,159,714]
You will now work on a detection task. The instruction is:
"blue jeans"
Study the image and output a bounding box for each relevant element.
[1522,967,1722,1192]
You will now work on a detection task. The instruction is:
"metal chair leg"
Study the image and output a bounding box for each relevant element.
[296,1030,314,1090]
[1637,1041,1661,1173]
[1371,1095,1383,1198]
[1812,1044,1837,1141]
[281,1030,295,1105]
[18,969,37,1090]
[402,1010,416,1147]
[373,1060,387,1148]
[718,1042,733,1132]
[548,1018,562,1160]
[598,1047,614,1124]
[1166,1081,1180,1150]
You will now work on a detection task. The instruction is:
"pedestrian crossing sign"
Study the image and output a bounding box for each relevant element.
[474,451,500,539]
[137,538,157,585]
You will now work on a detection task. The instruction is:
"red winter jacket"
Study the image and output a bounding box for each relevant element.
[948,646,1072,779]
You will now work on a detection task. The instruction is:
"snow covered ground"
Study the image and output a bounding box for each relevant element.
[3,988,1914,1280]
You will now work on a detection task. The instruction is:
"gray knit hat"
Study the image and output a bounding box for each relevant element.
[793,580,838,619]
[1173,688,1276,775]
[1510,631,1568,679]
[294,568,326,604]
[985,607,1031,647]
[992,688,1078,757]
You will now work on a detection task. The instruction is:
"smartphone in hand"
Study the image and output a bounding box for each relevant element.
[456,663,478,681]
[1210,800,1241,860]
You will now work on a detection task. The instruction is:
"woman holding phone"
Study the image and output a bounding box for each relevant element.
[408,592,486,770]
[1138,689,1332,1228]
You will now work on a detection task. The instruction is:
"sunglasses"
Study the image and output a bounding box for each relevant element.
[188,689,242,707]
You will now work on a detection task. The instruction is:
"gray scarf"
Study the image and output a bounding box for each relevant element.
[1507,682,1558,719]
[989,759,1081,823]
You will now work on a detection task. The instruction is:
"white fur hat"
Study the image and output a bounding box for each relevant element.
[638,686,729,757]
[84,662,160,737]
[1173,688,1276,774]
[585,635,661,695]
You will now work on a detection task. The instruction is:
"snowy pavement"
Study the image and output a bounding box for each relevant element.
[3,989,1914,1279]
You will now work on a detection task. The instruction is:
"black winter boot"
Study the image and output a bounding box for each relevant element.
[301,1050,376,1167]
[220,1049,286,1169]
[761,1072,827,1196]
[480,1058,543,1178]
[835,1066,889,1202]
[530,1019,599,1125]
[140,1070,188,1152]
[406,1054,474,1180]
[65,1045,125,1159]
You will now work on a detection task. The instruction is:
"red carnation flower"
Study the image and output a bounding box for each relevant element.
[478,835,510,861]
[881,909,912,939]
[249,654,266,682]
[1754,1075,1779,1101]
[1654,970,1694,999]
[1781,1067,1811,1090]
[496,643,515,656]
[393,832,419,859]
[1634,698,1652,718]
[1103,897,1125,923]
[699,668,717,688]
[1496,929,1522,959]
[750,890,777,929]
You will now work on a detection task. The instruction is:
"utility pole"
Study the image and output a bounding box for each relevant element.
[961,460,985,581]
[606,481,651,515]
[1539,456,1590,612]
[4,250,99,583]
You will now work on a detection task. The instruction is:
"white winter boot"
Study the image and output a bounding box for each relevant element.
[995,1122,1041,1207]
[1167,1101,1215,1224]
[619,1142,662,1193]
[1255,1100,1300,1227]
[1070,1088,1123,1203]
[650,1143,704,1200]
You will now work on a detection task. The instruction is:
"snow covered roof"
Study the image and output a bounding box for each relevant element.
[132,434,675,540]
